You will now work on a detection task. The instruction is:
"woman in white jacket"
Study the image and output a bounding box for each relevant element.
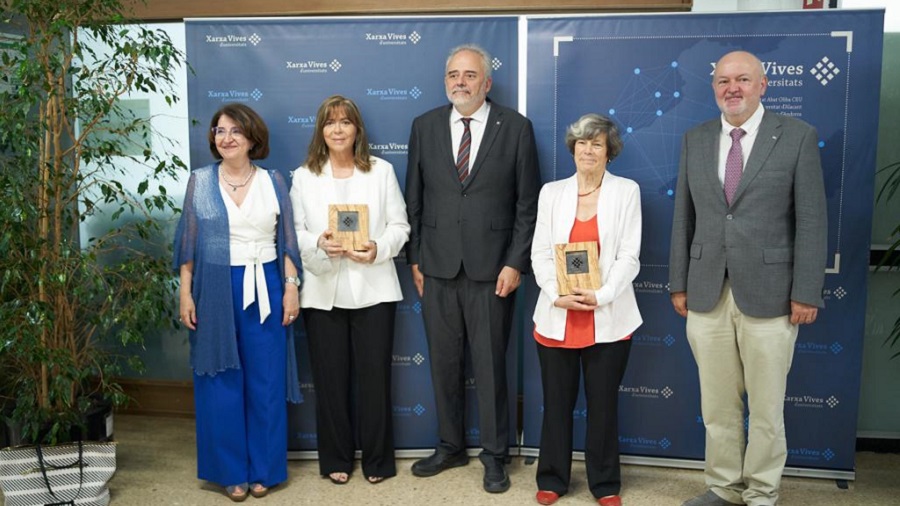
[290,95,410,485]
[531,114,642,506]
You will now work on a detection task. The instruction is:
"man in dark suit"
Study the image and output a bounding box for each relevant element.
[669,51,827,506]
[405,43,540,493]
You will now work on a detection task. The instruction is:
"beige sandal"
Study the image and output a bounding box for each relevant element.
[226,484,248,502]
[249,483,269,498]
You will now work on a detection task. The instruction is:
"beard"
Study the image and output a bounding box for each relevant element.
[446,86,486,111]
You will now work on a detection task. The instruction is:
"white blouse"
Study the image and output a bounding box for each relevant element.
[331,176,358,308]
[220,170,279,323]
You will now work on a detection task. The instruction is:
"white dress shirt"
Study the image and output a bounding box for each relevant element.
[450,101,491,167]
[718,105,765,186]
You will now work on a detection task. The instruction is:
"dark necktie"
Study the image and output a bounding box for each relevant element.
[724,127,746,205]
[456,117,472,182]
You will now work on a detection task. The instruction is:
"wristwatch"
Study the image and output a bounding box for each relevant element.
[284,276,301,287]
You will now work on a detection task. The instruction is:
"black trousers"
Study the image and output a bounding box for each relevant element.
[303,303,397,478]
[422,271,514,459]
[535,339,631,498]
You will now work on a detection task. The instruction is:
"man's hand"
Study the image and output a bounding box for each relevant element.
[790,301,818,325]
[495,266,521,298]
[671,291,688,318]
[411,264,425,297]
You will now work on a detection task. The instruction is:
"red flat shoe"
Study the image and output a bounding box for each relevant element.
[598,495,622,506]
[536,490,560,505]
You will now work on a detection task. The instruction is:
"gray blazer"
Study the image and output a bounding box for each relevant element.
[669,111,827,318]
[405,101,541,281]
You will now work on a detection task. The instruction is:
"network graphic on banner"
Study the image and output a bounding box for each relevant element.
[186,9,883,477]
[525,11,883,475]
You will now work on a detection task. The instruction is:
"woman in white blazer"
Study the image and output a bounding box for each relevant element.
[530,114,642,506]
[289,95,409,485]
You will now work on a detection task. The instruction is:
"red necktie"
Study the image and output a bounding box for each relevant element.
[724,127,746,205]
[456,118,472,182]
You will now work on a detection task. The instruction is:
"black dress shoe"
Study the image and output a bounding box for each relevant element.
[480,456,510,493]
[411,451,468,477]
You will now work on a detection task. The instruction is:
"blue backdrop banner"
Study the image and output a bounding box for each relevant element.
[184,10,883,474]
[523,10,883,475]
[185,16,520,452]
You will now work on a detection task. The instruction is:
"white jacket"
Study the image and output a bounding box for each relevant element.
[290,157,410,310]
[531,171,643,343]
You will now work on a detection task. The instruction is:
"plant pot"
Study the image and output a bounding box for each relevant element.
[84,397,114,442]
[3,398,114,446]
[3,416,25,448]
[0,408,9,449]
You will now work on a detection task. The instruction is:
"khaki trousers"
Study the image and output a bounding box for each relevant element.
[686,281,798,506]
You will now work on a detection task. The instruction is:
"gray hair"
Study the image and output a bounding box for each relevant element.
[446,44,492,80]
[564,113,624,161]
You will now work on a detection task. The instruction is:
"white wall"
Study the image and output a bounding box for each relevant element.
[841,0,898,31]
[693,0,896,32]
[693,0,791,11]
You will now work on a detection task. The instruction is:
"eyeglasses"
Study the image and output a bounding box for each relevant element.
[211,127,245,138]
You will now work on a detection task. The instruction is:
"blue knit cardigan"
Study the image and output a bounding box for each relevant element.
[173,163,303,403]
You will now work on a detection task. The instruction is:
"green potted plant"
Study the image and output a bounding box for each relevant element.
[0,0,185,444]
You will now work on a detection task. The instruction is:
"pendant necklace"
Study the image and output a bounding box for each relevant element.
[222,166,255,192]
[578,173,605,197]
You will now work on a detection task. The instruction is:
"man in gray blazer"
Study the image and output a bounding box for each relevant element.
[669,51,827,506]
[405,44,540,493]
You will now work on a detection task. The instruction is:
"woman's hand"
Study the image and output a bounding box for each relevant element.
[317,229,344,258]
[179,263,197,330]
[282,285,300,326]
[179,292,198,330]
[345,241,377,264]
[553,287,598,311]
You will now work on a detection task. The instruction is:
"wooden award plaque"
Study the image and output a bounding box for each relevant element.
[555,241,601,295]
[329,204,370,251]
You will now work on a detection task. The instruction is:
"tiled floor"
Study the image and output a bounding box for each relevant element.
[5,414,898,505]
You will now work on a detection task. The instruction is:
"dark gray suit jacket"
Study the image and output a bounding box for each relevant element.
[669,111,827,318]
[405,101,541,281]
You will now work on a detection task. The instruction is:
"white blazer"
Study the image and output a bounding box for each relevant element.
[531,171,643,343]
[290,157,410,310]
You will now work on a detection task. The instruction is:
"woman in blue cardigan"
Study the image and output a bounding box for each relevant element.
[174,103,303,502]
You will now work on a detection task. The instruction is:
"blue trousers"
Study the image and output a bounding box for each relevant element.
[194,261,287,488]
